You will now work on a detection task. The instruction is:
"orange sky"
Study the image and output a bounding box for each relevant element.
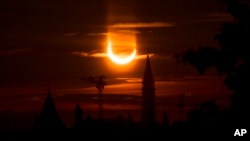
[0,0,240,130]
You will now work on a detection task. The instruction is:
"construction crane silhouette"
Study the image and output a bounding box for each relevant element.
[81,75,106,120]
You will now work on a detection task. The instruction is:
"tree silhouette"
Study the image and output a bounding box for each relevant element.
[175,0,250,127]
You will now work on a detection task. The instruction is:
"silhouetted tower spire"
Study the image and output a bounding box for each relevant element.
[40,89,57,118]
[142,55,156,125]
[35,89,65,131]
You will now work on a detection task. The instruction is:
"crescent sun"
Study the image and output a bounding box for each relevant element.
[107,41,136,65]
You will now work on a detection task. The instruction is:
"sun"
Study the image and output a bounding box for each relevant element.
[107,41,136,65]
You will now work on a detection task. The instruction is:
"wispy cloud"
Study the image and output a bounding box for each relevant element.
[110,29,141,34]
[86,22,174,36]
[197,12,235,23]
[135,53,154,59]
[109,22,176,28]
[64,32,80,36]
[72,51,154,60]
[72,51,107,58]
[88,29,140,36]
[0,48,30,56]
[116,77,142,83]
[87,33,108,36]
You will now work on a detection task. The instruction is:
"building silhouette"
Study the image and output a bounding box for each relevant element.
[32,89,65,131]
[141,55,156,126]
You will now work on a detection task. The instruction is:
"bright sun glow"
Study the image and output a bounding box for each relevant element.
[107,41,136,65]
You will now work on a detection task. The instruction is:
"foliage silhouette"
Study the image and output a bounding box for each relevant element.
[175,0,250,128]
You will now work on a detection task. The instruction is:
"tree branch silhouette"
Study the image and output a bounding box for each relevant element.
[175,0,250,127]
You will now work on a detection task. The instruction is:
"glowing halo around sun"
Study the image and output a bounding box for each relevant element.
[107,41,136,65]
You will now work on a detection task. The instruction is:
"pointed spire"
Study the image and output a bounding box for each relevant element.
[48,84,51,96]
[142,55,154,87]
[42,88,55,115]
[39,88,65,130]
[141,54,156,125]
